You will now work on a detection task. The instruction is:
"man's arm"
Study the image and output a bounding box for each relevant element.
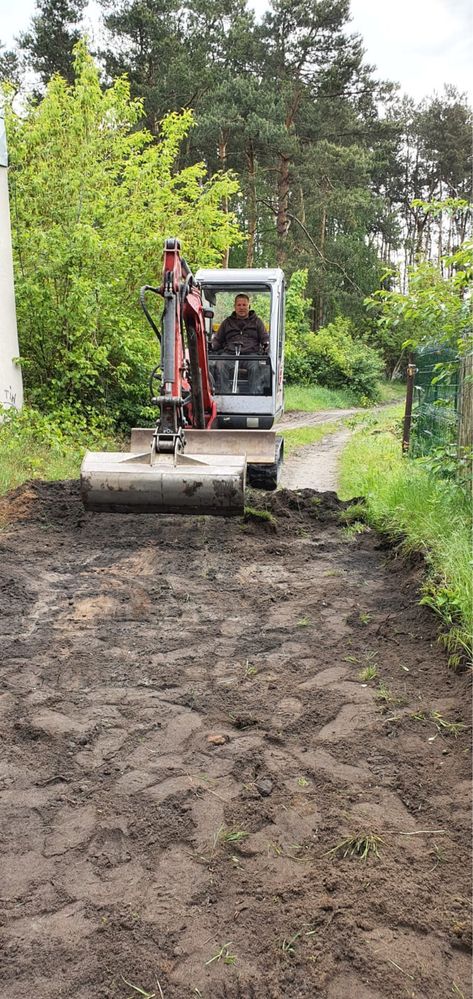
[257,317,270,350]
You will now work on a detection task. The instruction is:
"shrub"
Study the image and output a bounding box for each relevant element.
[285,313,383,401]
[304,318,384,400]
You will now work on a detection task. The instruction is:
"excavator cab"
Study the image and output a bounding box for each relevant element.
[197,269,285,429]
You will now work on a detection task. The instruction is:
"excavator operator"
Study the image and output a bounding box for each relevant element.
[211,294,269,393]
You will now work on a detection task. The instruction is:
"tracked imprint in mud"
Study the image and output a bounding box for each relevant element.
[0,482,471,999]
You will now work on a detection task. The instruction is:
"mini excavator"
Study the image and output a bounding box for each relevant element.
[80,239,285,515]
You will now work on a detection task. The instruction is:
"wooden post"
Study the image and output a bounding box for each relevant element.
[458,350,473,453]
[402,361,417,454]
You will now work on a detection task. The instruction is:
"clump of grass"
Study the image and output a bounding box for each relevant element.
[297,616,310,627]
[341,521,370,539]
[244,660,257,678]
[339,502,367,523]
[328,833,383,861]
[205,943,236,967]
[243,505,276,526]
[214,826,248,847]
[358,663,378,682]
[375,681,406,707]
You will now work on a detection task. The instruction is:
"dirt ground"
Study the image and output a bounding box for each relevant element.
[280,428,352,492]
[0,481,471,999]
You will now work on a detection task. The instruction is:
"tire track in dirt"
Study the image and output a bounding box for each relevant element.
[0,482,471,999]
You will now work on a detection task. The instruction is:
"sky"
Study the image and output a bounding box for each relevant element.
[0,0,472,103]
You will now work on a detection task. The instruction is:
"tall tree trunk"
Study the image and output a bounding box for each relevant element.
[317,196,327,328]
[218,129,229,268]
[275,94,300,267]
[246,142,257,268]
[276,153,290,266]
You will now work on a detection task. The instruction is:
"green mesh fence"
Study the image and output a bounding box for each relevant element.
[410,345,459,457]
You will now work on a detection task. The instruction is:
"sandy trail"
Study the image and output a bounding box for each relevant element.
[280,427,352,491]
[0,482,470,999]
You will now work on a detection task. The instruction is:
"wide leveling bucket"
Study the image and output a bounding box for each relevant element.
[80,449,246,515]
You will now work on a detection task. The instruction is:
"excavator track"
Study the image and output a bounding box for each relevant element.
[247,436,284,491]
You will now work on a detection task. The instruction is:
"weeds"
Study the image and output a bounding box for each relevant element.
[339,502,367,524]
[358,611,371,625]
[205,943,236,967]
[431,711,466,738]
[341,521,370,539]
[375,681,406,707]
[121,977,156,999]
[328,833,382,861]
[296,776,310,787]
[429,842,447,872]
[358,663,378,682]
[281,927,316,957]
[297,617,310,627]
[244,660,257,678]
[214,826,248,848]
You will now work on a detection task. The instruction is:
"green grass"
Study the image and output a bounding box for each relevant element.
[0,406,119,498]
[0,443,85,496]
[284,380,405,413]
[339,406,472,665]
[281,421,340,455]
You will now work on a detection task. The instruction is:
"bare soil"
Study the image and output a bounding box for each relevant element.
[0,482,471,999]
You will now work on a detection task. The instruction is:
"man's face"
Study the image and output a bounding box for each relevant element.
[235,296,250,319]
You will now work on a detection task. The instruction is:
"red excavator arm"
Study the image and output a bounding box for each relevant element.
[144,238,216,449]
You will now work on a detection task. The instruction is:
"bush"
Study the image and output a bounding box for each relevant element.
[285,314,384,402]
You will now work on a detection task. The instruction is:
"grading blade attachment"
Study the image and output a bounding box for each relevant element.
[80,446,246,515]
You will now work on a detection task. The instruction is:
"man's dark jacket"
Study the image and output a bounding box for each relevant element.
[211,310,269,354]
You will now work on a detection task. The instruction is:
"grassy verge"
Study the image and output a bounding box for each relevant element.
[339,407,472,667]
[0,407,118,497]
[285,380,405,413]
[281,421,341,456]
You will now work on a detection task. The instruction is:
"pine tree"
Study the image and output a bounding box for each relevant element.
[18,0,87,86]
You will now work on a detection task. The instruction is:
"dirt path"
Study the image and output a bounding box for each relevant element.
[280,428,352,492]
[280,408,359,431]
[0,483,471,999]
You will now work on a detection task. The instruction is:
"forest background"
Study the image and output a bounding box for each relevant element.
[0,0,472,426]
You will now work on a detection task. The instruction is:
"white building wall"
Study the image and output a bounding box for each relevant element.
[0,112,23,411]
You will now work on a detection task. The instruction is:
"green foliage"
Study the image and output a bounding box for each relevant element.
[285,269,312,341]
[339,406,472,666]
[300,318,383,401]
[284,272,383,400]
[367,241,473,358]
[4,42,242,428]
[0,405,116,496]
